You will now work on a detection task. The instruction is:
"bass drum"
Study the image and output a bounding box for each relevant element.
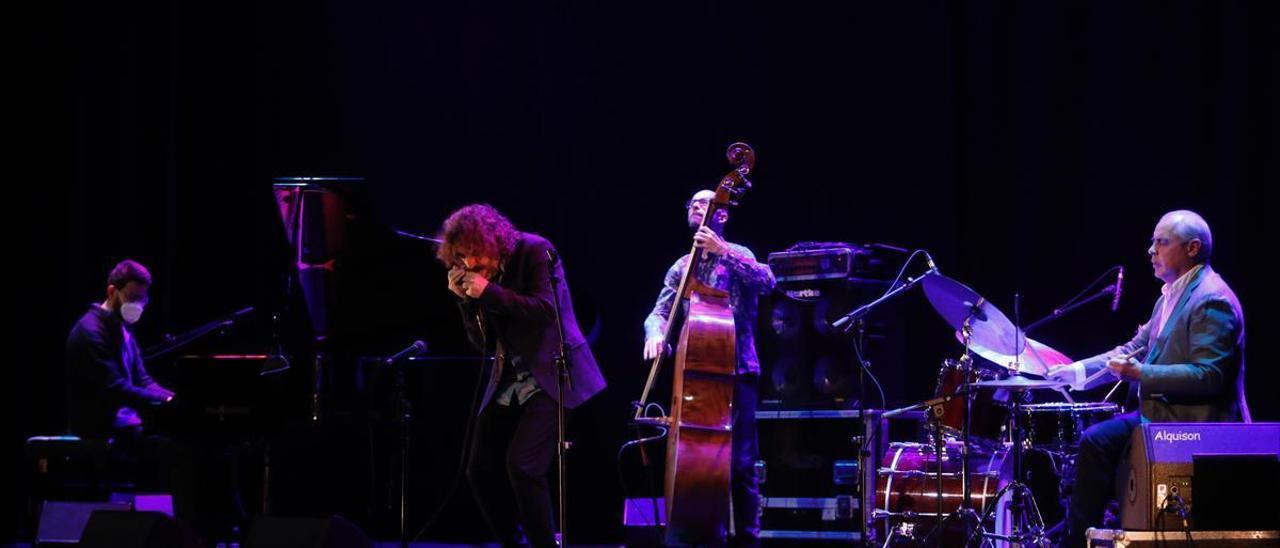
[872,441,1063,545]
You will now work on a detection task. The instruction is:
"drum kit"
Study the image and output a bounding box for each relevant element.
[868,272,1120,547]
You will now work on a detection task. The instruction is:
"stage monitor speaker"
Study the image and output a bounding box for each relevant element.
[79,510,197,548]
[1119,422,1280,531]
[245,515,372,548]
[1193,453,1279,530]
[34,501,129,546]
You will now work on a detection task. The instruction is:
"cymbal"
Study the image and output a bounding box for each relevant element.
[923,274,1023,356]
[973,375,1065,390]
[966,335,1073,377]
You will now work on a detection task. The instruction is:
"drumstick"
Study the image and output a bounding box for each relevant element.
[1117,346,1148,361]
[1103,379,1128,402]
[1080,346,1146,387]
[1103,346,1146,402]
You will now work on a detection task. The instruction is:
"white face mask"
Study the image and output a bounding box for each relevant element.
[120,301,145,325]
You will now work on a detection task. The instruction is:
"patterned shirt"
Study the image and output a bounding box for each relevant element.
[644,243,776,375]
[494,359,541,406]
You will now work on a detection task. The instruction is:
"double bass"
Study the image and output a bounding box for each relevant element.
[635,143,755,545]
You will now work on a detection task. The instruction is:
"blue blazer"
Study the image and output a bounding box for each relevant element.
[1080,265,1248,423]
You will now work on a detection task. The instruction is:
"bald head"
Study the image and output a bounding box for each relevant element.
[1149,210,1213,283]
[686,189,725,229]
[1159,210,1213,262]
[690,189,716,202]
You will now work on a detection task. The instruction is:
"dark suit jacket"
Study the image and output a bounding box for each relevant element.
[1081,265,1248,423]
[457,232,606,410]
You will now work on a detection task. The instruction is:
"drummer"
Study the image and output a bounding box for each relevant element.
[1047,210,1248,547]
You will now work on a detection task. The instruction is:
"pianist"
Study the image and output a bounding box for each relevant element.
[65,259,189,516]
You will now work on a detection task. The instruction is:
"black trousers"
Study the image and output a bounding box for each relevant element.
[110,427,193,520]
[466,392,563,548]
[731,374,761,544]
[1063,412,1142,548]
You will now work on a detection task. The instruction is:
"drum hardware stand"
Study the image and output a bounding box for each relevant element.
[956,311,985,528]
[923,306,986,546]
[878,389,976,547]
[875,407,977,547]
[930,397,947,540]
[912,272,1083,547]
[969,391,1051,548]
[973,295,1050,548]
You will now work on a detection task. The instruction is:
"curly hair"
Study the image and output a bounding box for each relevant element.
[435,203,519,265]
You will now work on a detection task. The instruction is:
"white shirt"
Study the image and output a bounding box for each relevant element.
[1154,264,1203,338]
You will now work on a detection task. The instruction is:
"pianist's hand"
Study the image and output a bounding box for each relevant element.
[143,383,175,405]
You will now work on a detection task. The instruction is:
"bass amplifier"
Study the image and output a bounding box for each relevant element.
[760,243,907,409]
[1119,422,1280,531]
[768,243,886,283]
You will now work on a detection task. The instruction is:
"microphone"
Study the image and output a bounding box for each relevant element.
[831,313,855,330]
[384,340,428,365]
[925,252,939,274]
[1112,267,1124,312]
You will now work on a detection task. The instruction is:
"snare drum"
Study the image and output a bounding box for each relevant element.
[1018,402,1119,450]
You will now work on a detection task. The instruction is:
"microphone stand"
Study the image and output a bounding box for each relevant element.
[1024,265,1123,334]
[385,342,427,548]
[546,250,572,547]
[879,387,976,419]
[832,269,936,332]
[1023,285,1116,333]
[830,260,932,543]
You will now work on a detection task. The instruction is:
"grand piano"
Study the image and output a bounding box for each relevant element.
[142,177,483,540]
